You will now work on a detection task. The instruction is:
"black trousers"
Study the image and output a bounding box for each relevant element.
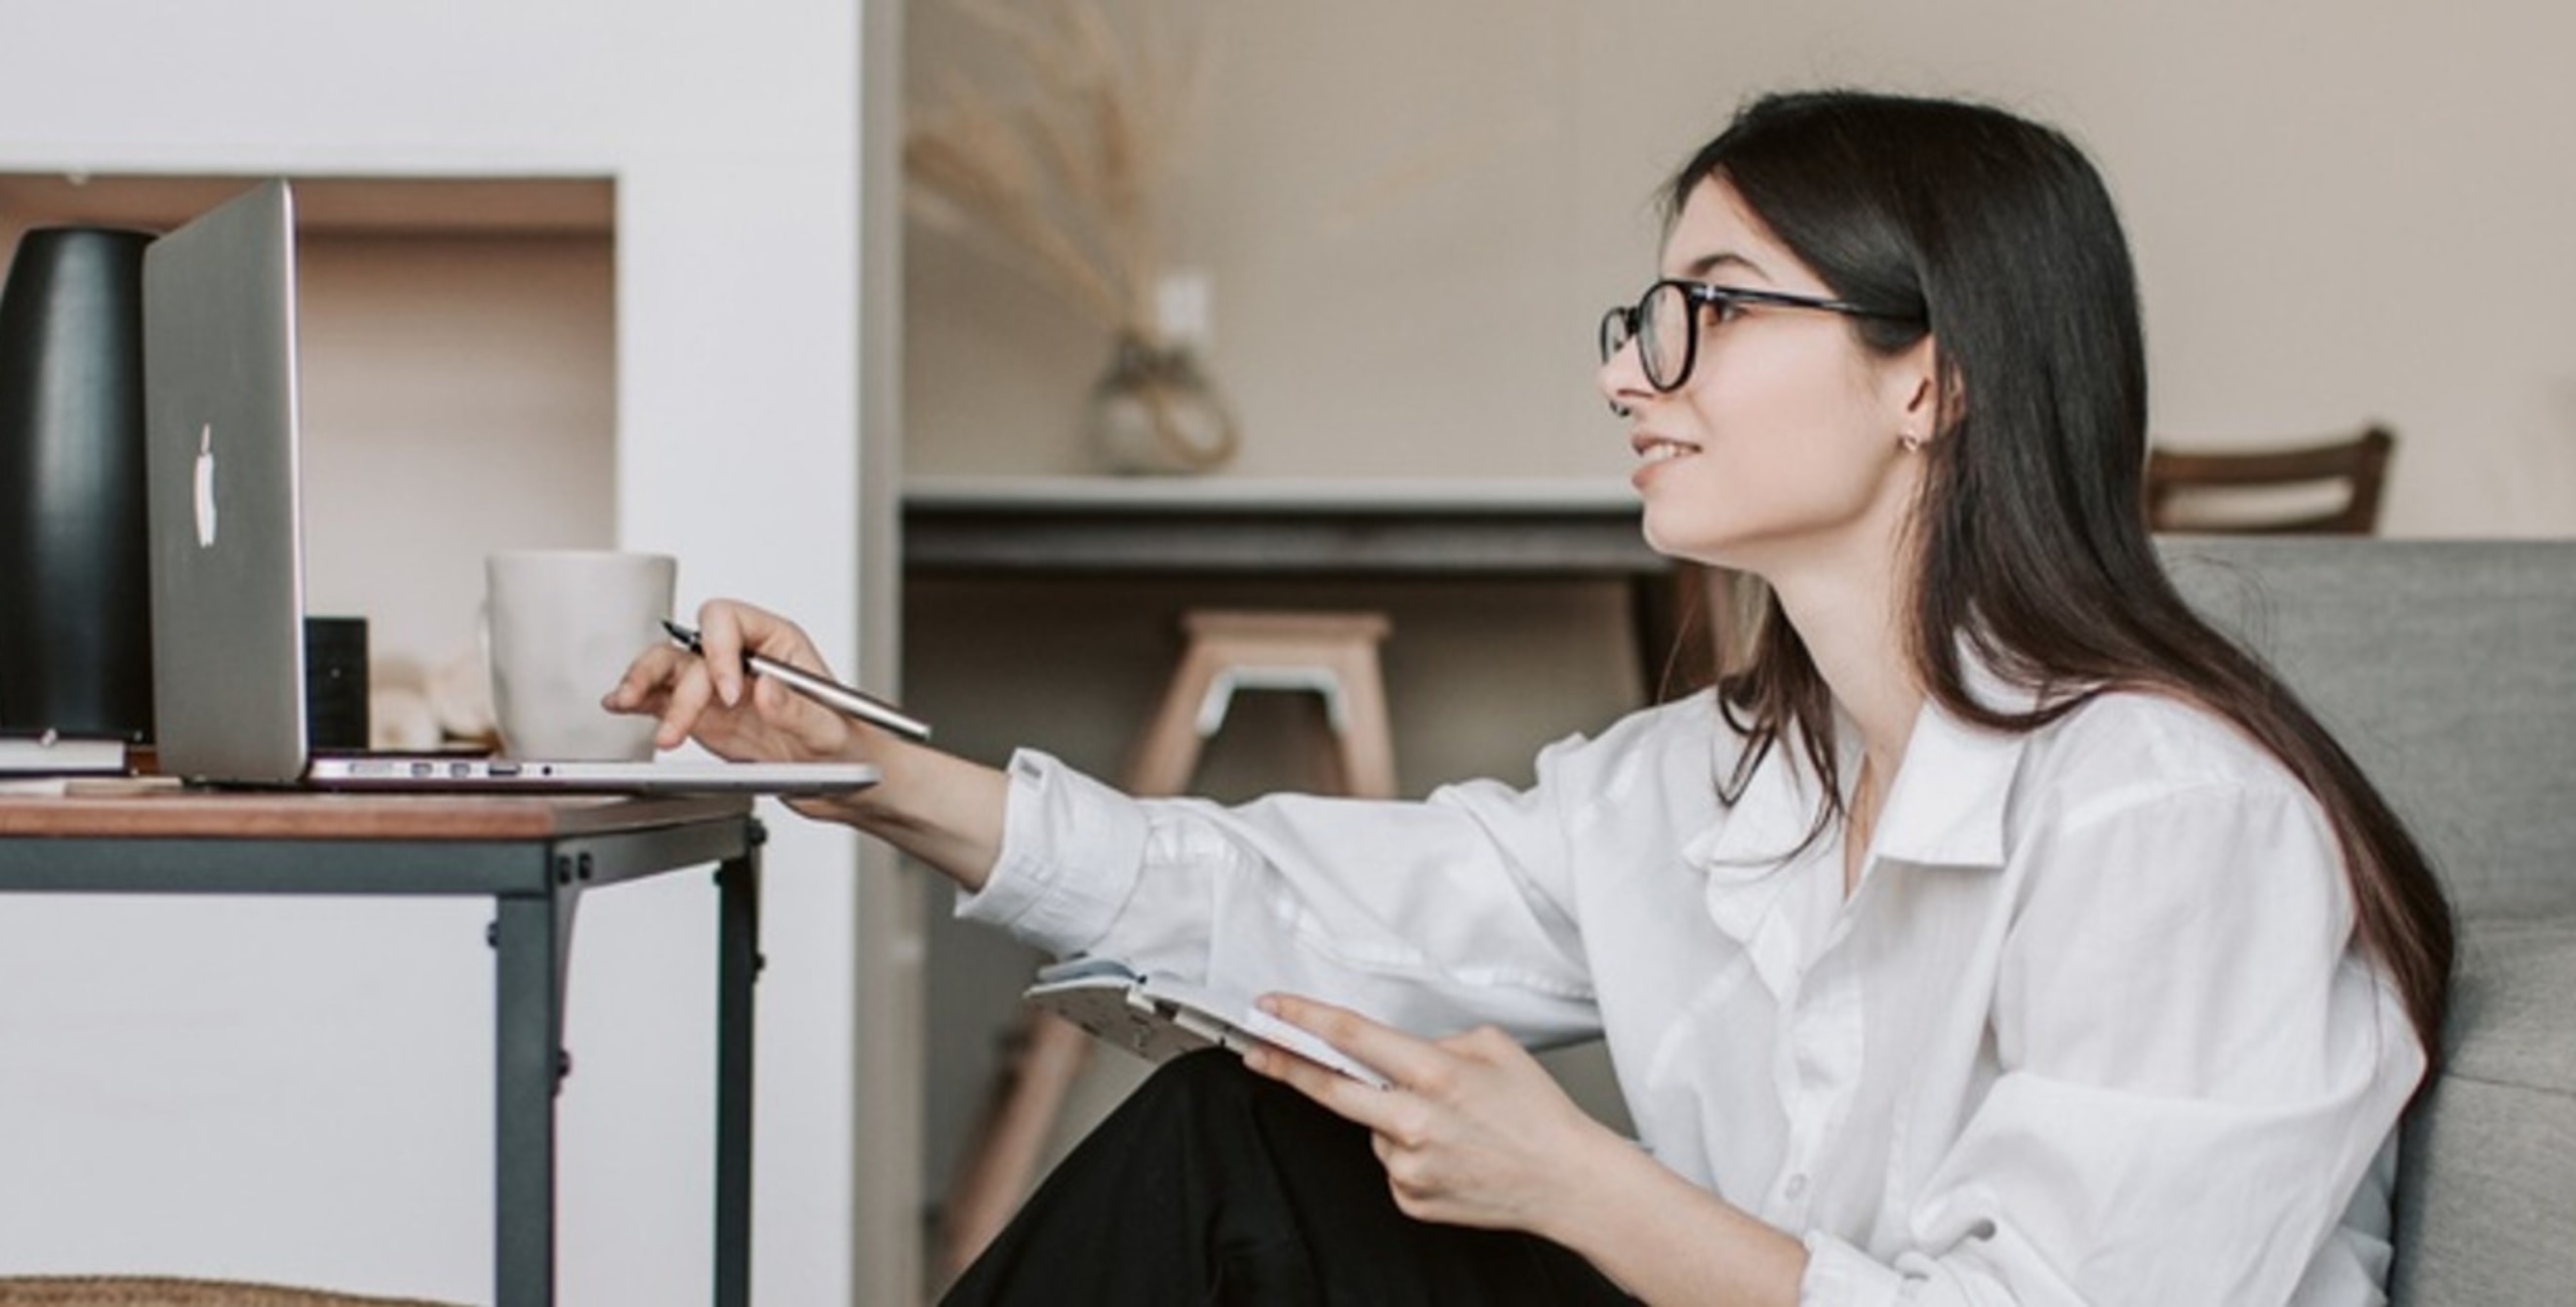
[944,1049,1640,1306]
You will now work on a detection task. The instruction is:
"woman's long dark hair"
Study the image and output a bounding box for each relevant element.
[1680,90,2452,1068]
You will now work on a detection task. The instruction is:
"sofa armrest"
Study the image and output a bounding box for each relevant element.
[2391,914,2576,1305]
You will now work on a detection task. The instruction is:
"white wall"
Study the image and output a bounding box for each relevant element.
[906,0,2576,538]
[0,3,870,1304]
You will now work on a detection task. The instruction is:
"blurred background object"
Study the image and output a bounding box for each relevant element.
[0,225,157,744]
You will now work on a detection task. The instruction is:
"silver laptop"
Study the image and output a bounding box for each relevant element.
[141,180,881,796]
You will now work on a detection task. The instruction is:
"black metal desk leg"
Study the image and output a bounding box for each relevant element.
[715,825,764,1307]
[494,891,564,1307]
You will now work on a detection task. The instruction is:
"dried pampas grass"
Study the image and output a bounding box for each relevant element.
[906,0,1212,342]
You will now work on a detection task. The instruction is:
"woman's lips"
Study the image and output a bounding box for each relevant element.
[1629,432,1700,491]
[1630,433,1703,483]
[1632,434,1701,464]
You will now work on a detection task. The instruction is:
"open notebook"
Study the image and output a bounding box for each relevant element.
[1024,957,1391,1087]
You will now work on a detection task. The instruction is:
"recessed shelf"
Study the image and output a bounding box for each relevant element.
[0,173,613,237]
[0,170,620,670]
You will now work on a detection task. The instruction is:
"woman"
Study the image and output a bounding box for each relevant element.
[611,90,2451,1305]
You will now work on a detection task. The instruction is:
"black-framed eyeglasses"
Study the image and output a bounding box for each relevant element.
[1597,278,1913,393]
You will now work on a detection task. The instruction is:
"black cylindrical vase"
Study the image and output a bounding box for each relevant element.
[0,226,158,742]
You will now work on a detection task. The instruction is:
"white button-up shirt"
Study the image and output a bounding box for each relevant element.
[961,686,2425,1305]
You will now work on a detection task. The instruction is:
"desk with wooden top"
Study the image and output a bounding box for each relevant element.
[0,789,765,1307]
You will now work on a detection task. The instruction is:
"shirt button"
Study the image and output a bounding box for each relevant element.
[1784,1173,1809,1201]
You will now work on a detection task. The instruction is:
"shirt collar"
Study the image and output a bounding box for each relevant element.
[1871,689,2026,871]
[1687,709,1827,878]
[1692,651,2036,881]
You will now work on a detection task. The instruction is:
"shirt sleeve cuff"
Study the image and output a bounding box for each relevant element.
[953,748,1150,955]
[1800,1231,1907,1307]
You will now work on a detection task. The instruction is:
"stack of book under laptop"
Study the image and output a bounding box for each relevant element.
[0,731,131,776]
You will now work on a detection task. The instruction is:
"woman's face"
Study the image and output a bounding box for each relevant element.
[1599,177,1935,582]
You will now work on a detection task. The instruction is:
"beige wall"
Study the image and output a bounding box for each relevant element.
[907,0,2576,536]
[299,233,618,666]
[900,1,2576,1256]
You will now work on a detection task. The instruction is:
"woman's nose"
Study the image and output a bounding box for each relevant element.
[1597,338,1651,417]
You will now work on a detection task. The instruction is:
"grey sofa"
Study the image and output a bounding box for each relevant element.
[2161,537,2576,1305]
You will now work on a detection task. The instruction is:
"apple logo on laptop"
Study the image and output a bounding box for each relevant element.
[193,423,219,549]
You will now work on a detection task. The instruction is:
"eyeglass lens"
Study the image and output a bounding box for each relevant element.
[1642,283,1694,388]
[1601,284,1699,391]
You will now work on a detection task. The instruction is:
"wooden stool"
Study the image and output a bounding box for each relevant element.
[1124,610,1396,800]
[936,609,1398,1286]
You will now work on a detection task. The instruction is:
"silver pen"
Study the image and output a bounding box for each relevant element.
[663,619,933,742]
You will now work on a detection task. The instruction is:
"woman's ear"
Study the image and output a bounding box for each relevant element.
[1885,337,1947,449]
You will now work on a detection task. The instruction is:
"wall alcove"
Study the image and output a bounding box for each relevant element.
[2,174,618,674]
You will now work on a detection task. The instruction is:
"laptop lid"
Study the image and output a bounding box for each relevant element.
[142,180,309,785]
[141,181,882,796]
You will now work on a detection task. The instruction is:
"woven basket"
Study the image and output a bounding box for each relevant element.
[0,1278,463,1307]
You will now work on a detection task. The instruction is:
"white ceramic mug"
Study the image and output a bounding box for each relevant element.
[485,550,676,760]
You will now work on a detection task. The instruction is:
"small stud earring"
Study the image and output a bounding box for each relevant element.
[1900,432,1925,452]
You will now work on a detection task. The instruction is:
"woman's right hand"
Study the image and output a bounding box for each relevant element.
[608,597,1012,890]
[602,598,865,766]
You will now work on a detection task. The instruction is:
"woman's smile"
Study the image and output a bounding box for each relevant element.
[1629,431,1702,498]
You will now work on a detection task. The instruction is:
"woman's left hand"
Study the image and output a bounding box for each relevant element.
[1243,993,1620,1238]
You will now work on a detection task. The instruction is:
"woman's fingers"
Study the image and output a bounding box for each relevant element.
[1241,994,1453,1135]
[695,598,840,702]
[603,644,676,715]
[604,607,829,756]
[1244,1038,1409,1134]
[1259,993,1440,1091]
[601,644,716,746]
[1246,995,1606,1234]
[652,654,721,749]
[695,600,753,707]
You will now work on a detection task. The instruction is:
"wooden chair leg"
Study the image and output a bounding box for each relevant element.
[1319,637,1395,800]
[936,608,1396,1285]
[934,1012,1094,1285]
[1122,636,1224,797]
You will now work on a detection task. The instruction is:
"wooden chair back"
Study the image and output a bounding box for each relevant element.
[2145,425,2395,535]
